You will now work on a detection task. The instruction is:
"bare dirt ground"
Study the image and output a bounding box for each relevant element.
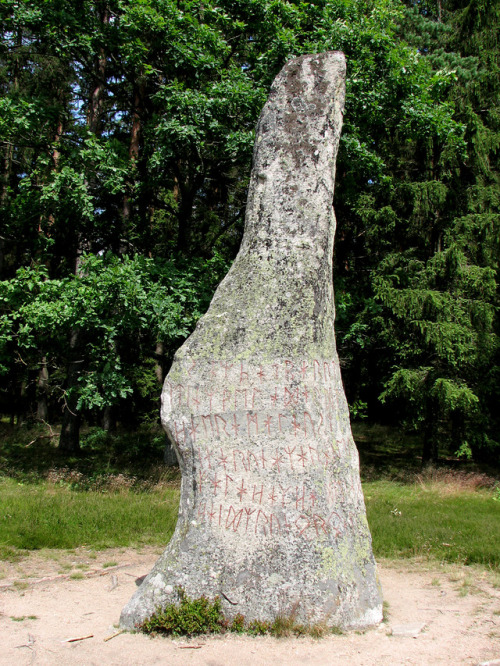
[1,547,499,666]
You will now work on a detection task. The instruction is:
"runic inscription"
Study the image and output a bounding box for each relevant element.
[120,52,383,633]
[162,357,359,544]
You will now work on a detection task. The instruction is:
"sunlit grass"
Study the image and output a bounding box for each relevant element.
[0,476,179,557]
[364,479,500,569]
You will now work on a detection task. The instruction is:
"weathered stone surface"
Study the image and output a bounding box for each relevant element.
[390,623,427,638]
[120,51,383,631]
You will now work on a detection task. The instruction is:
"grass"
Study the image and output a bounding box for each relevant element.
[0,476,179,557]
[365,477,500,569]
[0,421,498,576]
[69,572,85,580]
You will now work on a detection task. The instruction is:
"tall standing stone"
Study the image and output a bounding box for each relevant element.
[120,51,383,631]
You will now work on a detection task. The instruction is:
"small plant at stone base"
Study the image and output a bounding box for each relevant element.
[140,590,344,638]
[246,619,271,635]
[382,600,390,623]
[310,622,340,639]
[140,588,225,636]
[229,613,246,633]
[269,613,300,638]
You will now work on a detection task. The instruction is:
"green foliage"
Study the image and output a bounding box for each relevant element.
[0,252,226,425]
[140,589,225,636]
[246,619,271,635]
[0,0,498,461]
[140,590,341,637]
[228,613,246,633]
[335,0,500,462]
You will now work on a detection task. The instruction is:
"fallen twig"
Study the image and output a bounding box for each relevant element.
[104,630,124,642]
[177,644,205,649]
[220,591,238,605]
[61,634,93,643]
[418,608,461,613]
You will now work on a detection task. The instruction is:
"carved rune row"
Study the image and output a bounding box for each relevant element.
[193,440,345,476]
[196,499,350,540]
[165,382,342,414]
[169,409,349,444]
[176,358,339,385]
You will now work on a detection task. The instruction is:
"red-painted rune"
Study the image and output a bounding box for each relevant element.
[204,449,213,469]
[236,479,247,502]
[218,449,229,468]
[284,445,296,470]
[271,451,284,471]
[263,414,273,434]
[231,414,240,436]
[221,361,233,379]
[187,416,199,441]
[211,474,222,495]
[239,362,248,384]
[297,446,308,466]
[190,388,200,408]
[292,413,302,437]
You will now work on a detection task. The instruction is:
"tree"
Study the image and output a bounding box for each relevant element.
[336,0,500,462]
[1,0,497,462]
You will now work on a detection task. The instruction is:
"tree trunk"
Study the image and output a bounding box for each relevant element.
[154,341,165,385]
[16,379,28,427]
[121,77,145,252]
[58,329,81,453]
[422,397,439,465]
[36,357,49,421]
[102,405,116,432]
[87,5,109,136]
[59,405,81,453]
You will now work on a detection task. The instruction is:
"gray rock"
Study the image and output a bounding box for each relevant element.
[390,623,427,638]
[120,51,383,631]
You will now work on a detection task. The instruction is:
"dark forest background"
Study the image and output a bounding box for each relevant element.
[1,0,498,464]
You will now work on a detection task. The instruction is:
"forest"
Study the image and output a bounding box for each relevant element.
[0,0,498,464]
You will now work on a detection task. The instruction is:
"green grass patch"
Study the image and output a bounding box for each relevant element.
[0,476,179,554]
[364,480,500,569]
[140,588,341,638]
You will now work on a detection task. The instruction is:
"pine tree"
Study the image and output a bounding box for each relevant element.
[344,0,500,462]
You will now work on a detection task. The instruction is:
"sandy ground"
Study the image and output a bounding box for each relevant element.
[1,547,499,665]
